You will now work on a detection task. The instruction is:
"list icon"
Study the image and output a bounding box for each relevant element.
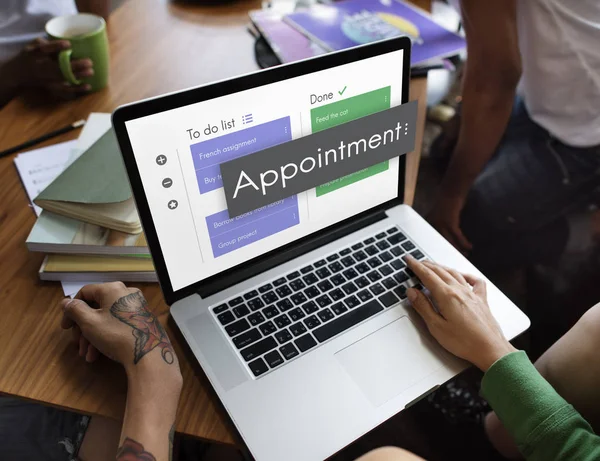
[168,200,178,210]
[242,113,253,125]
[162,178,173,188]
[156,154,167,165]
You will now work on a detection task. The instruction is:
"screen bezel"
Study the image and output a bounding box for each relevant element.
[112,36,411,305]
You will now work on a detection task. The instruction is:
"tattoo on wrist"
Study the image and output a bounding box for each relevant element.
[110,292,175,365]
[116,437,156,461]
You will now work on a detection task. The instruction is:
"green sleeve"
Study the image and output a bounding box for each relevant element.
[481,351,600,461]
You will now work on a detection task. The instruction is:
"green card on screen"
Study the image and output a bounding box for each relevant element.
[45,14,109,91]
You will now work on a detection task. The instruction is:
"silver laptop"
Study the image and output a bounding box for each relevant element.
[113,37,530,461]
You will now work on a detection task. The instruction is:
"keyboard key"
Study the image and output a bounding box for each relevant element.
[258,283,273,293]
[302,301,319,315]
[290,279,306,291]
[379,291,399,308]
[376,232,387,240]
[391,259,406,271]
[367,257,382,268]
[248,312,265,326]
[276,285,292,298]
[363,237,375,245]
[331,274,346,286]
[356,263,370,274]
[241,336,278,362]
[290,322,307,337]
[326,254,339,262]
[340,248,352,256]
[291,292,308,306]
[394,285,408,300]
[300,265,313,274]
[376,240,390,251]
[353,250,367,261]
[410,249,425,260]
[229,297,243,307]
[303,273,319,285]
[263,305,279,319]
[295,334,317,352]
[313,299,384,343]
[390,246,403,257]
[344,295,360,309]
[379,251,393,262]
[274,314,291,329]
[406,267,416,277]
[213,304,228,314]
[248,358,268,377]
[304,315,321,329]
[314,259,326,268]
[367,270,383,282]
[382,277,398,290]
[275,329,292,344]
[276,298,294,312]
[379,265,393,276]
[316,294,332,307]
[342,268,359,280]
[273,277,287,287]
[233,328,261,349]
[365,245,378,256]
[244,290,258,300]
[288,307,305,322]
[318,308,334,323]
[280,343,299,360]
[388,232,407,245]
[370,283,385,295]
[355,276,370,288]
[316,267,332,279]
[357,289,373,302]
[305,286,320,299]
[341,256,355,267]
[233,305,250,318]
[352,242,364,250]
[328,261,344,273]
[287,271,300,280]
[394,271,409,284]
[387,227,399,234]
[317,280,333,292]
[330,288,345,301]
[262,291,278,304]
[414,283,424,291]
[259,321,277,335]
[402,241,416,252]
[225,319,250,337]
[342,282,358,295]
[331,302,348,316]
[248,298,265,311]
[217,311,235,326]
[264,350,284,368]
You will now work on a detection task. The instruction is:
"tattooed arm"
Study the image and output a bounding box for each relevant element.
[60,282,183,461]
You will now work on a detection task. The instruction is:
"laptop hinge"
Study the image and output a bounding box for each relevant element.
[196,209,387,298]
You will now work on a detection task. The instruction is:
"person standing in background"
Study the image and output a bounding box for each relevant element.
[0,0,110,106]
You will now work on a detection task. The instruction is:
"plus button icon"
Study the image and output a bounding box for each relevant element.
[156,154,167,165]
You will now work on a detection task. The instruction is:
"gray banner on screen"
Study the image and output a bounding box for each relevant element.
[221,100,418,218]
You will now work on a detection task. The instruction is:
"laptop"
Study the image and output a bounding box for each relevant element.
[112,37,530,461]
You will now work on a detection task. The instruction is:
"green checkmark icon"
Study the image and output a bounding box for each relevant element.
[338,85,347,96]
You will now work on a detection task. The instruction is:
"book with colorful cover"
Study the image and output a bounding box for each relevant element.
[284,0,465,65]
[249,9,327,64]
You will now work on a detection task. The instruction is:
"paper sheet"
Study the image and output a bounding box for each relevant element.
[61,280,97,297]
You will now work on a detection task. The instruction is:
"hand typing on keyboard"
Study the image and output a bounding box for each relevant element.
[405,256,517,372]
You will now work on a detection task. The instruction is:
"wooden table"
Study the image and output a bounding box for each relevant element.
[0,0,429,446]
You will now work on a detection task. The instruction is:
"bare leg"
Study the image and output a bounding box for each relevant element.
[356,447,425,461]
[77,415,122,461]
[485,302,600,459]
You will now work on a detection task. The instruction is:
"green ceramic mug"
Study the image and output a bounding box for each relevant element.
[45,13,109,91]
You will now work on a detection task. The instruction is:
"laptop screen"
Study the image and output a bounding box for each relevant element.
[124,48,406,292]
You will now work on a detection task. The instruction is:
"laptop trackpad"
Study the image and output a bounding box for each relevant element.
[335,316,444,407]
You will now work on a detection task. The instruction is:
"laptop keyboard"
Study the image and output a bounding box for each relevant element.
[211,226,426,378]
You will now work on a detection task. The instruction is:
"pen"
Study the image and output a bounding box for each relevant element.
[0,119,86,159]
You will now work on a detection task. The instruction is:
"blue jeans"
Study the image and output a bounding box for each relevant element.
[460,99,600,274]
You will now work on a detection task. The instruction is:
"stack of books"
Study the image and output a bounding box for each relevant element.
[248,0,465,71]
[17,114,156,286]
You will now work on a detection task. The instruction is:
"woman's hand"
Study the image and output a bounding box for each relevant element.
[406,256,517,371]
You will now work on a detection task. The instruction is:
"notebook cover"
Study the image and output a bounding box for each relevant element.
[284,0,465,65]
[34,129,131,205]
[43,254,155,272]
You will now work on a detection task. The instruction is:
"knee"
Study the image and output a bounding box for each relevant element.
[357,446,424,461]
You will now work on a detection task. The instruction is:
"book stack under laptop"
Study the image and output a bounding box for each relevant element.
[17,113,156,285]
[248,0,465,69]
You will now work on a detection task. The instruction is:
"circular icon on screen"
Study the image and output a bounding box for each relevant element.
[156,154,167,165]
[168,200,178,210]
[162,178,173,188]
